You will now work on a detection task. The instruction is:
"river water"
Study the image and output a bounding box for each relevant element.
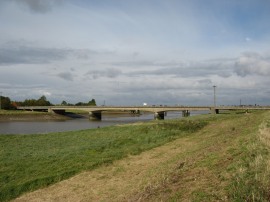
[0,111,209,134]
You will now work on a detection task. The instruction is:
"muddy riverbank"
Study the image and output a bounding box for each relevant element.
[0,112,82,122]
[0,110,143,122]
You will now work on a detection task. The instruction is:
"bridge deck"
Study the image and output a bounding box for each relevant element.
[16,105,270,120]
[17,106,212,112]
[17,105,270,111]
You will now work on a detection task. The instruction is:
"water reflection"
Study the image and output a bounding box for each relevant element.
[0,111,208,135]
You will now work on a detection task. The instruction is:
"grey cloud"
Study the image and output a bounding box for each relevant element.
[234,52,270,77]
[86,68,122,79]
[197,79,212,85]
[0,45,70,65]
[73,49,109,60]
[123,59,233,78]
[12,0,63,13]
[0,83,47,90]
[111,60,161,68]
[0,42,105,65]
[57,72,74,81]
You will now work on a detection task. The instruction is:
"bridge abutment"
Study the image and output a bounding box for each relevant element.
[89,111,102,121]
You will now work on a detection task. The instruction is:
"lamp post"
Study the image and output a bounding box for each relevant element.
[213,85,217,107]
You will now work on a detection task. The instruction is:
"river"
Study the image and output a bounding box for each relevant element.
[0,111,209,134]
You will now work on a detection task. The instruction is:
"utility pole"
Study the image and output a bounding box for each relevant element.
[213,86,217,107]
[0,92,2,110]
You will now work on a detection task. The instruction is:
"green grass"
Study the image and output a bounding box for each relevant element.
[0,118,207,201]
[227,112,270,201]
[125,111,270,201]
[2,111,270,201]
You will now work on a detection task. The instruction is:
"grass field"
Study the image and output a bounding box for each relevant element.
[1,111,270,201]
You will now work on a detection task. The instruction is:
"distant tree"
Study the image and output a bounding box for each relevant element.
[75,102,83,106]
[75,99,96,106]
[17,95,52,106]
[88,99,96,106]
[11,102,18,108]
[61,100,68,105]
[0,96,16,110]
[36,95,51,106]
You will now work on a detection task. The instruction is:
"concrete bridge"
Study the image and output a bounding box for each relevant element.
[16,105,270,120]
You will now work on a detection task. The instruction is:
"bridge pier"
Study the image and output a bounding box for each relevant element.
[131,110,140,114]
[182,110,190,117]
[211,108,219,114]
[89,111,102,121]
[154,112,165,120]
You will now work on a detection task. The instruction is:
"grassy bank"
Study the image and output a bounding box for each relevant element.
[0,118,207,201]
[1,111,270,201]
[127,111,270,201]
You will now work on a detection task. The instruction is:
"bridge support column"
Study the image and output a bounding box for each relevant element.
[182,110,190,117]
[154,112,165,120]
[89,111,102,121]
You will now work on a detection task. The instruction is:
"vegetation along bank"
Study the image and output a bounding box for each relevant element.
[0,111,270,201]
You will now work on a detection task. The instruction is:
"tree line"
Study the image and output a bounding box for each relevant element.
[0,95,96,110]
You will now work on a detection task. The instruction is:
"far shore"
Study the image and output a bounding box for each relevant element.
[0,112,71,122]
[0,110,145,122]
[0,110,87,121]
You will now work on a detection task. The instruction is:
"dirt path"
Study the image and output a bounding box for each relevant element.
[13,114,256,201]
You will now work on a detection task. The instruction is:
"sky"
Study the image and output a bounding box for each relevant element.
[0,0,270,106]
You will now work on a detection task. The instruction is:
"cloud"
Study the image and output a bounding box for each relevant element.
[0,83,47,90]
[57,72,74,81]
[12,0,63,13]
[234,52,270,76]
[0,41,108,66]
[122,59,233,78]
[86,68,122,79]
[0,44,70,65]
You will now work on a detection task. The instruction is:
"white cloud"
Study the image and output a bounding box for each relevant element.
[234,52,270,76]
